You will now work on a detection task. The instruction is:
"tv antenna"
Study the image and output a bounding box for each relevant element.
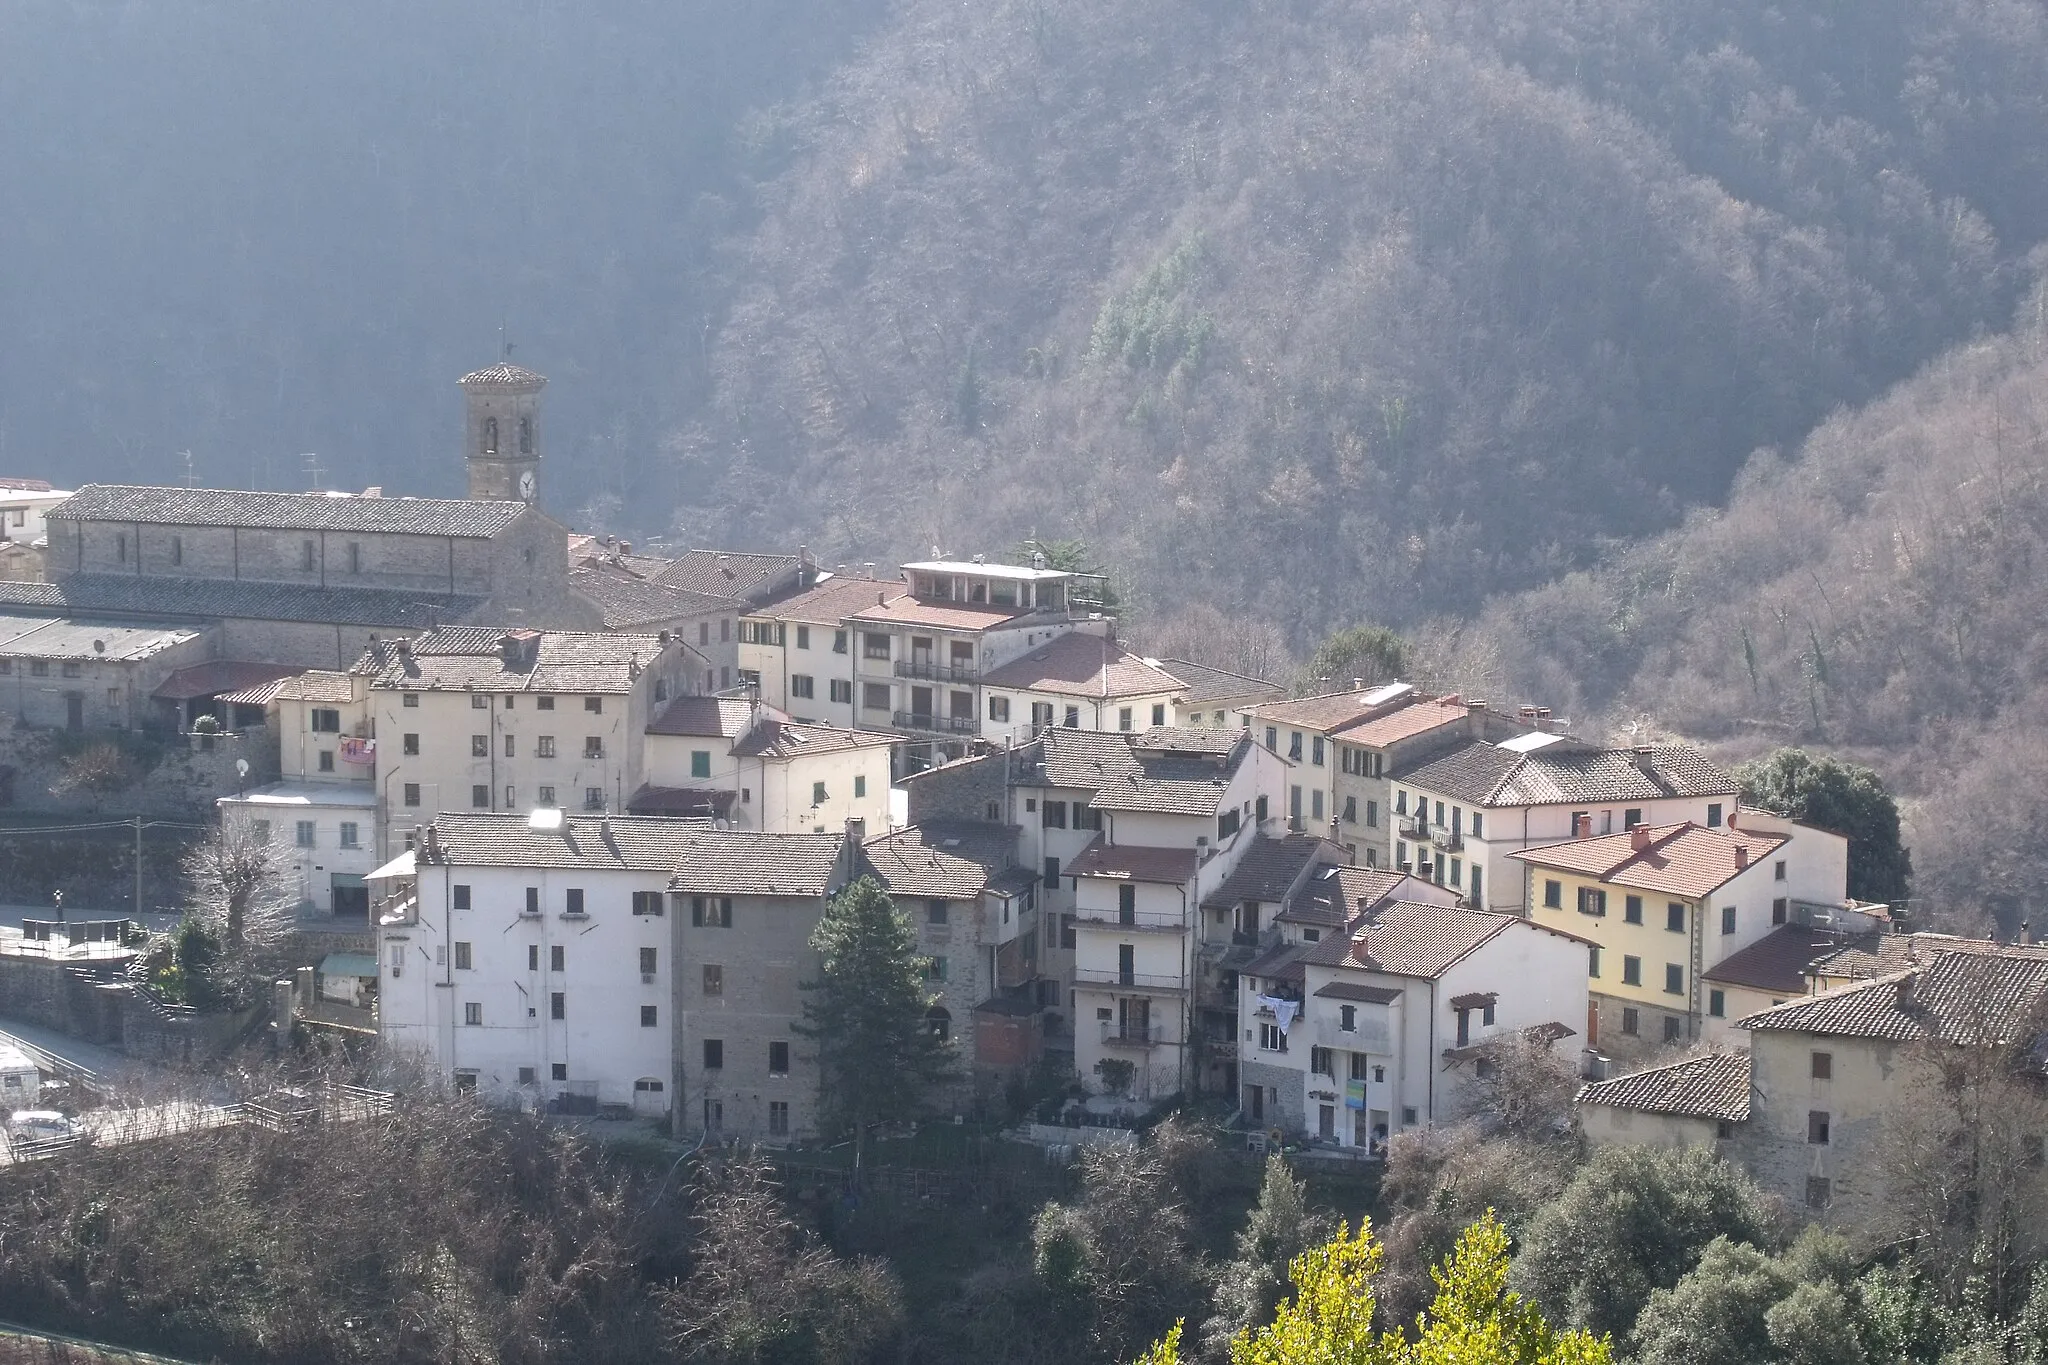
[179,450,196,487]
[301,452,326,490]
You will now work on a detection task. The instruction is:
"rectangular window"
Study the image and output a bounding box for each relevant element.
[551,1063,567,1081]
[721,618,731,642]
[453,941,472,970]
[551,945,565,971]
[1342,795,1357,824]
[1288,732,1303,760]
[862,682,890,711]
[503,734,516,758]
[472,784,491,808]
[538,785,556,806]
[1623,807,1643,829]
[472,734,489,757]
[1151,703,1166,727]
[1708,989,1725,1017]
[1721,905,1737,935]
[464,1002,482,1026]
[1266,726,1279,751]
[584,736,603,758]
[295,820,316,848]
[639,946,658,976]
[1576,886,1606,917]
[863,632,891,659]
[1665,964,1684,995]
[525,886,541,915]
[1312,736,1325,766]
[1042,800,1067,829]
[537,696,554,710]
[631,890,663,916]
[1812,1051,1833,1080]
[928,900,949,925]
[790,674,815,699]
[1663,1015,1683,1043]
[769,1100,790,1135]
[528,945,539,971]
[472,694,490,710]
[833,629,848,654]
[1588,946,1601,977]
[641,1005,658,1028]
[831,679,853,704]
[318,751,336,773]
[1806,1177,1831,1210]
[253,819,271,843]
[691,896,734,927]
[450,883,472,910]
[702,965,723,995]
[403,782,421,807]
[565,888,585,916]
[403,693,419,708]
[769,1041,790,1074]
[1043,856,1060,889]
[339,821,359,849]
[1667,902,1686,933]
[1808,1111,1831,1145]
[1621,1007,1639,1035]
[402,732,420,755]
[310,708,341,733]
[1310,1046,1334,1076]
[1773,897,1789,925]
[854,774,867,799]
[1340,1005,1357,1031]
[504,784,516,809]
[585,697,603,714]
[795,625,810,650]
[1543,880,1562,908]
[1367,799,1379,828]
[517,1066,535,1085]
[1624,895,1643,924]
[550,992,565,1020]
[301,539,315,570]
[703,1039,724,1070]
[1706,802,1724,827]
[923,956,947,981]
[812,780,828,805]
[1775,859,1787,882]
[1622,956,1642,986]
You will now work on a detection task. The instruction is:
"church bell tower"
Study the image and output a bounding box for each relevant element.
[459,360,546,503]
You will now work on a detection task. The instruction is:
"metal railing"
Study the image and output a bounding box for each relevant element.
[1397,815,1428,839]
[893,710,978,735]
[895,659,979,683]
[1430,827,1463,852]
[1074,966,1186,991]
[1073,907,1188,932]
[1100,1022,1166,1046]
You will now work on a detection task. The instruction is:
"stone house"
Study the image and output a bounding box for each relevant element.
[0,612,210,731]
[1576,1050,1752,1150]
[637,694,897,834]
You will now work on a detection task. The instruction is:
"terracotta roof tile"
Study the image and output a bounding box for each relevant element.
[848,596,1036,631]
[1247,685,1416,733]
[1577,1051,1752,1121]
[860,821,1016,899]
[1090,731,1251,817]
[1807,931,2048,982]
[1333,699,1476,749]
[0,574,480,629]
[266,670,360,704]
[751,575,907,627]
[653,550,801,602]
[667,826,846,897]
[458,362,546,389]
[729,720,898,759]
[570,565,739,629]
[647,695,756,739]
[420,812,705,871]
[979,634,1184,699]
[1738,950,2048,1045]
[1068,837,1198,885]
[356,628,668,694]
[1157,658,1284,706]
[1702,924,1855,993]
[1510,822,1788,899]
[1402,742,1737,807]
[1308,900,1519,979]
[1200,834,1342,909]
[150,661,303,701]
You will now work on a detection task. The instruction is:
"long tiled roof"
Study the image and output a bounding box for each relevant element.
[419,812,704,871]
[1333,699,1476,749]
[647,695,755,739]
[1303,900,1520,979]
[0,612,200,661]
[50,485,532,537]
[979,633,1185,699]
[1158,657,1284,706]
[667,827,845,897]
[355,628,667,693]
[654,550,799,602]
[751,575,905,626]
[1738,950,2048,1045]
[1702,925,1854,994]
[151,660,303,701]
[267,670,359,704]
[1034,729,1143,791]
[1068,837,1198,884]
[569,565,738,630]
[1200,834,1338,909]
[1806,931,2048,982]
[848,596,1035,631]
[1282,865,1418,927]
[861,821,1015,899]
[1401,742,1736,807]
[1246,686,1413,733]
[1509,822,1788,899]
[0,574,481,629]
[1090,731,1251,817]
[1577,1052,1752,1122]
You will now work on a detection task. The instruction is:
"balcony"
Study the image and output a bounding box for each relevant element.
[895,659,979,683]
[1430,827,1463,852]
[893,710,978,735]
[1074,966,1187,992]
[1073,907,1188,933]
[1397,815,1429,840]
[1100,1022,1167,1048]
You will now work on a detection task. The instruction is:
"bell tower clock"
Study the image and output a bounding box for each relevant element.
[458,359,546,503]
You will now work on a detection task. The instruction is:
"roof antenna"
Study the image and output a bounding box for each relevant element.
[180,450,196,488]
[300,452,325,490]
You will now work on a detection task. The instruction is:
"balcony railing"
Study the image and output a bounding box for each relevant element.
[895,659,979,683]
[1397,815,1428,840]
[1073,907,1188,933]
[1074,966,1187,992]
[1100,1022,1167,1047]
[1430,827,1463,852]
[893,711,978,735]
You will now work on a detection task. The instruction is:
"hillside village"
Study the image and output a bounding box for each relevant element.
[0,361,2042,1248]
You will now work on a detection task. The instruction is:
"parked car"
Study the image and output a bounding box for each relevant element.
[6,1109,85,1146]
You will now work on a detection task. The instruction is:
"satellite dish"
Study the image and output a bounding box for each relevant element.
[236,759,250,777]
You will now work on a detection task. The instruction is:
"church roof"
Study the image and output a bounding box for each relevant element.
[458,363,547,389]
[50,485,531,538]
[0,575,481,629]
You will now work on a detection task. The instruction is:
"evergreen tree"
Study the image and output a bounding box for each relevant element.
[1296,625,1409,696]
[1735,748,1913,905]
[1201,1156,1329,1359]
[797,875,955,1182]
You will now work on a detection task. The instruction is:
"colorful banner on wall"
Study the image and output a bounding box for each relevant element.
[1344,1078,1367,1111]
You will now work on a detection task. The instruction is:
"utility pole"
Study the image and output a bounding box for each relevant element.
[134,815,144,922]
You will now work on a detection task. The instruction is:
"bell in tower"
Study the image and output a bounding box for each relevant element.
[459,360,547,502]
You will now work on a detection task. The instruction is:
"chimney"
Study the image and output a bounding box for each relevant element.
[2023,920,2033,947]
[1631,744,1654,772]
[1466,699,1487,711]
[1630,826,1651,852]
[1896,971,1918,1011]
[1734,844,1749,869]
[1536,707,1551,720]
[620,541,632,557]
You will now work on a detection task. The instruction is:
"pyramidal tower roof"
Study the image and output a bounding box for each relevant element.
[458,362,547,390]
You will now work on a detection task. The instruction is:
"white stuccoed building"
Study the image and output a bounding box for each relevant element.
[376,810,696,1117]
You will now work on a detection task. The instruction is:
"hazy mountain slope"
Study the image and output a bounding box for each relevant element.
[1480,269,2048,928]
[0,0,889,513]
[684,0,2042,635]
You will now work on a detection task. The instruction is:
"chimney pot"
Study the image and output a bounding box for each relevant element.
[1630,826,1651,852]
[1734,844,1749,868]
